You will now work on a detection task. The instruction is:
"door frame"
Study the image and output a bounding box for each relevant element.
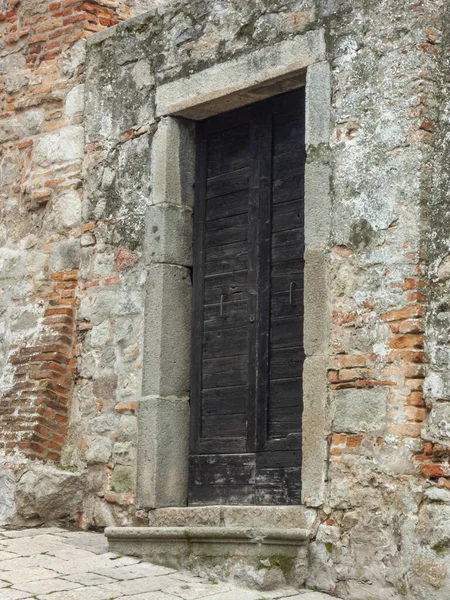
[136,29,331,510]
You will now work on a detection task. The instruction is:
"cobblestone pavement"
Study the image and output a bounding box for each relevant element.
[0,528,336,600]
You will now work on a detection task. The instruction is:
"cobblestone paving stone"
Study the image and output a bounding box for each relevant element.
[0,528,336,600]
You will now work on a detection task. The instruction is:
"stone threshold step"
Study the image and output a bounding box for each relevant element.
[106,526,310,544]
[105,525,310,590]
[146,505,317,530]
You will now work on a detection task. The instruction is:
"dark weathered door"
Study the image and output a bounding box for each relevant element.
[189,88,305,505]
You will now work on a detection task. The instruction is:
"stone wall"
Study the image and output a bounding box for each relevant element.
[1,0,450,598]
[0,0,144,523]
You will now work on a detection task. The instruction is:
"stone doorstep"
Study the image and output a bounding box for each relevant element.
[105,525,310,591]
[105,526,310,544]
[146,505,317,529]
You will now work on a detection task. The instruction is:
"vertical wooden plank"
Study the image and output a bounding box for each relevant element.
[190,121,207,454]
[255,99,273,454]
[246,109,262,455]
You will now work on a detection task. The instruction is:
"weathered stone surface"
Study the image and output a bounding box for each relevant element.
[306,61,331,148]
[85,44,154,142]
[141,264,192,397]
[155,31,325,118]
[111,465,135,493]
[150,117,195,206]
[302,356,327,506]
[304,248,329,357]
[50,239,81,272]
[305,162,331,248]
[86,437,113,465]
[147,506,317,530]
[0,1,449,598]
[425,403,450,441]
[106,526,309,590]
[0,467,16,525]
[418,504,450,548]
[14,465,85,522]
[145,204,192,266]
[52,191,82,231]
[33,125,84,167]
[137,395,189,508]
[333,388,388,433]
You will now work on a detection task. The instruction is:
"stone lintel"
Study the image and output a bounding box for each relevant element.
[156,30,325,119]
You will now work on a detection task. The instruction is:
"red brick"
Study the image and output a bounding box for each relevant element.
[404,406,427,422]
[390,423,423,437]
[398,319,424,334]
[329,354,367,369]
[389,334,424,349]
[382,305,424,322]
[420,464,447,478]
[406,391,425,406]
[346,434,364,448]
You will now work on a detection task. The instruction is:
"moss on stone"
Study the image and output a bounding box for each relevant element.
[268,554,294,578]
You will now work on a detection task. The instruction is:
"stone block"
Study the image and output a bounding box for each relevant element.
[151,117,195,206]
[145,203,192,267]
[156,30,325,118]
[14,464,85,523]
[52,190,82,231]
[90,290,143,326]
[64,84,85,119]
[333,388,388,433]
[418,504,450,548]
[33,125,84,167]
[23,110,43,136]
[113,441,136,466]
[305,162,331,247]
[85,43,154,143]
[147,506,317,530]
[50,239,81,272]
[424,487,450,502]
[147,506,222,527]
[105,526,309,590]
[306,61,331,148]
[0,118,23,144]
[93,373,117,404]
[136,395,189,508]
[425,402,450,441]
[111,465,135,493]
[141,264,192,397]
[86,437,112,465]
[85,135,151,249]
[0,467,16,525]
[304,248,329,356]
[302,356,327,506]
[117,415,137,442]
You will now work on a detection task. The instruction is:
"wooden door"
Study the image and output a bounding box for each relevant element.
[189,88,305,505]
